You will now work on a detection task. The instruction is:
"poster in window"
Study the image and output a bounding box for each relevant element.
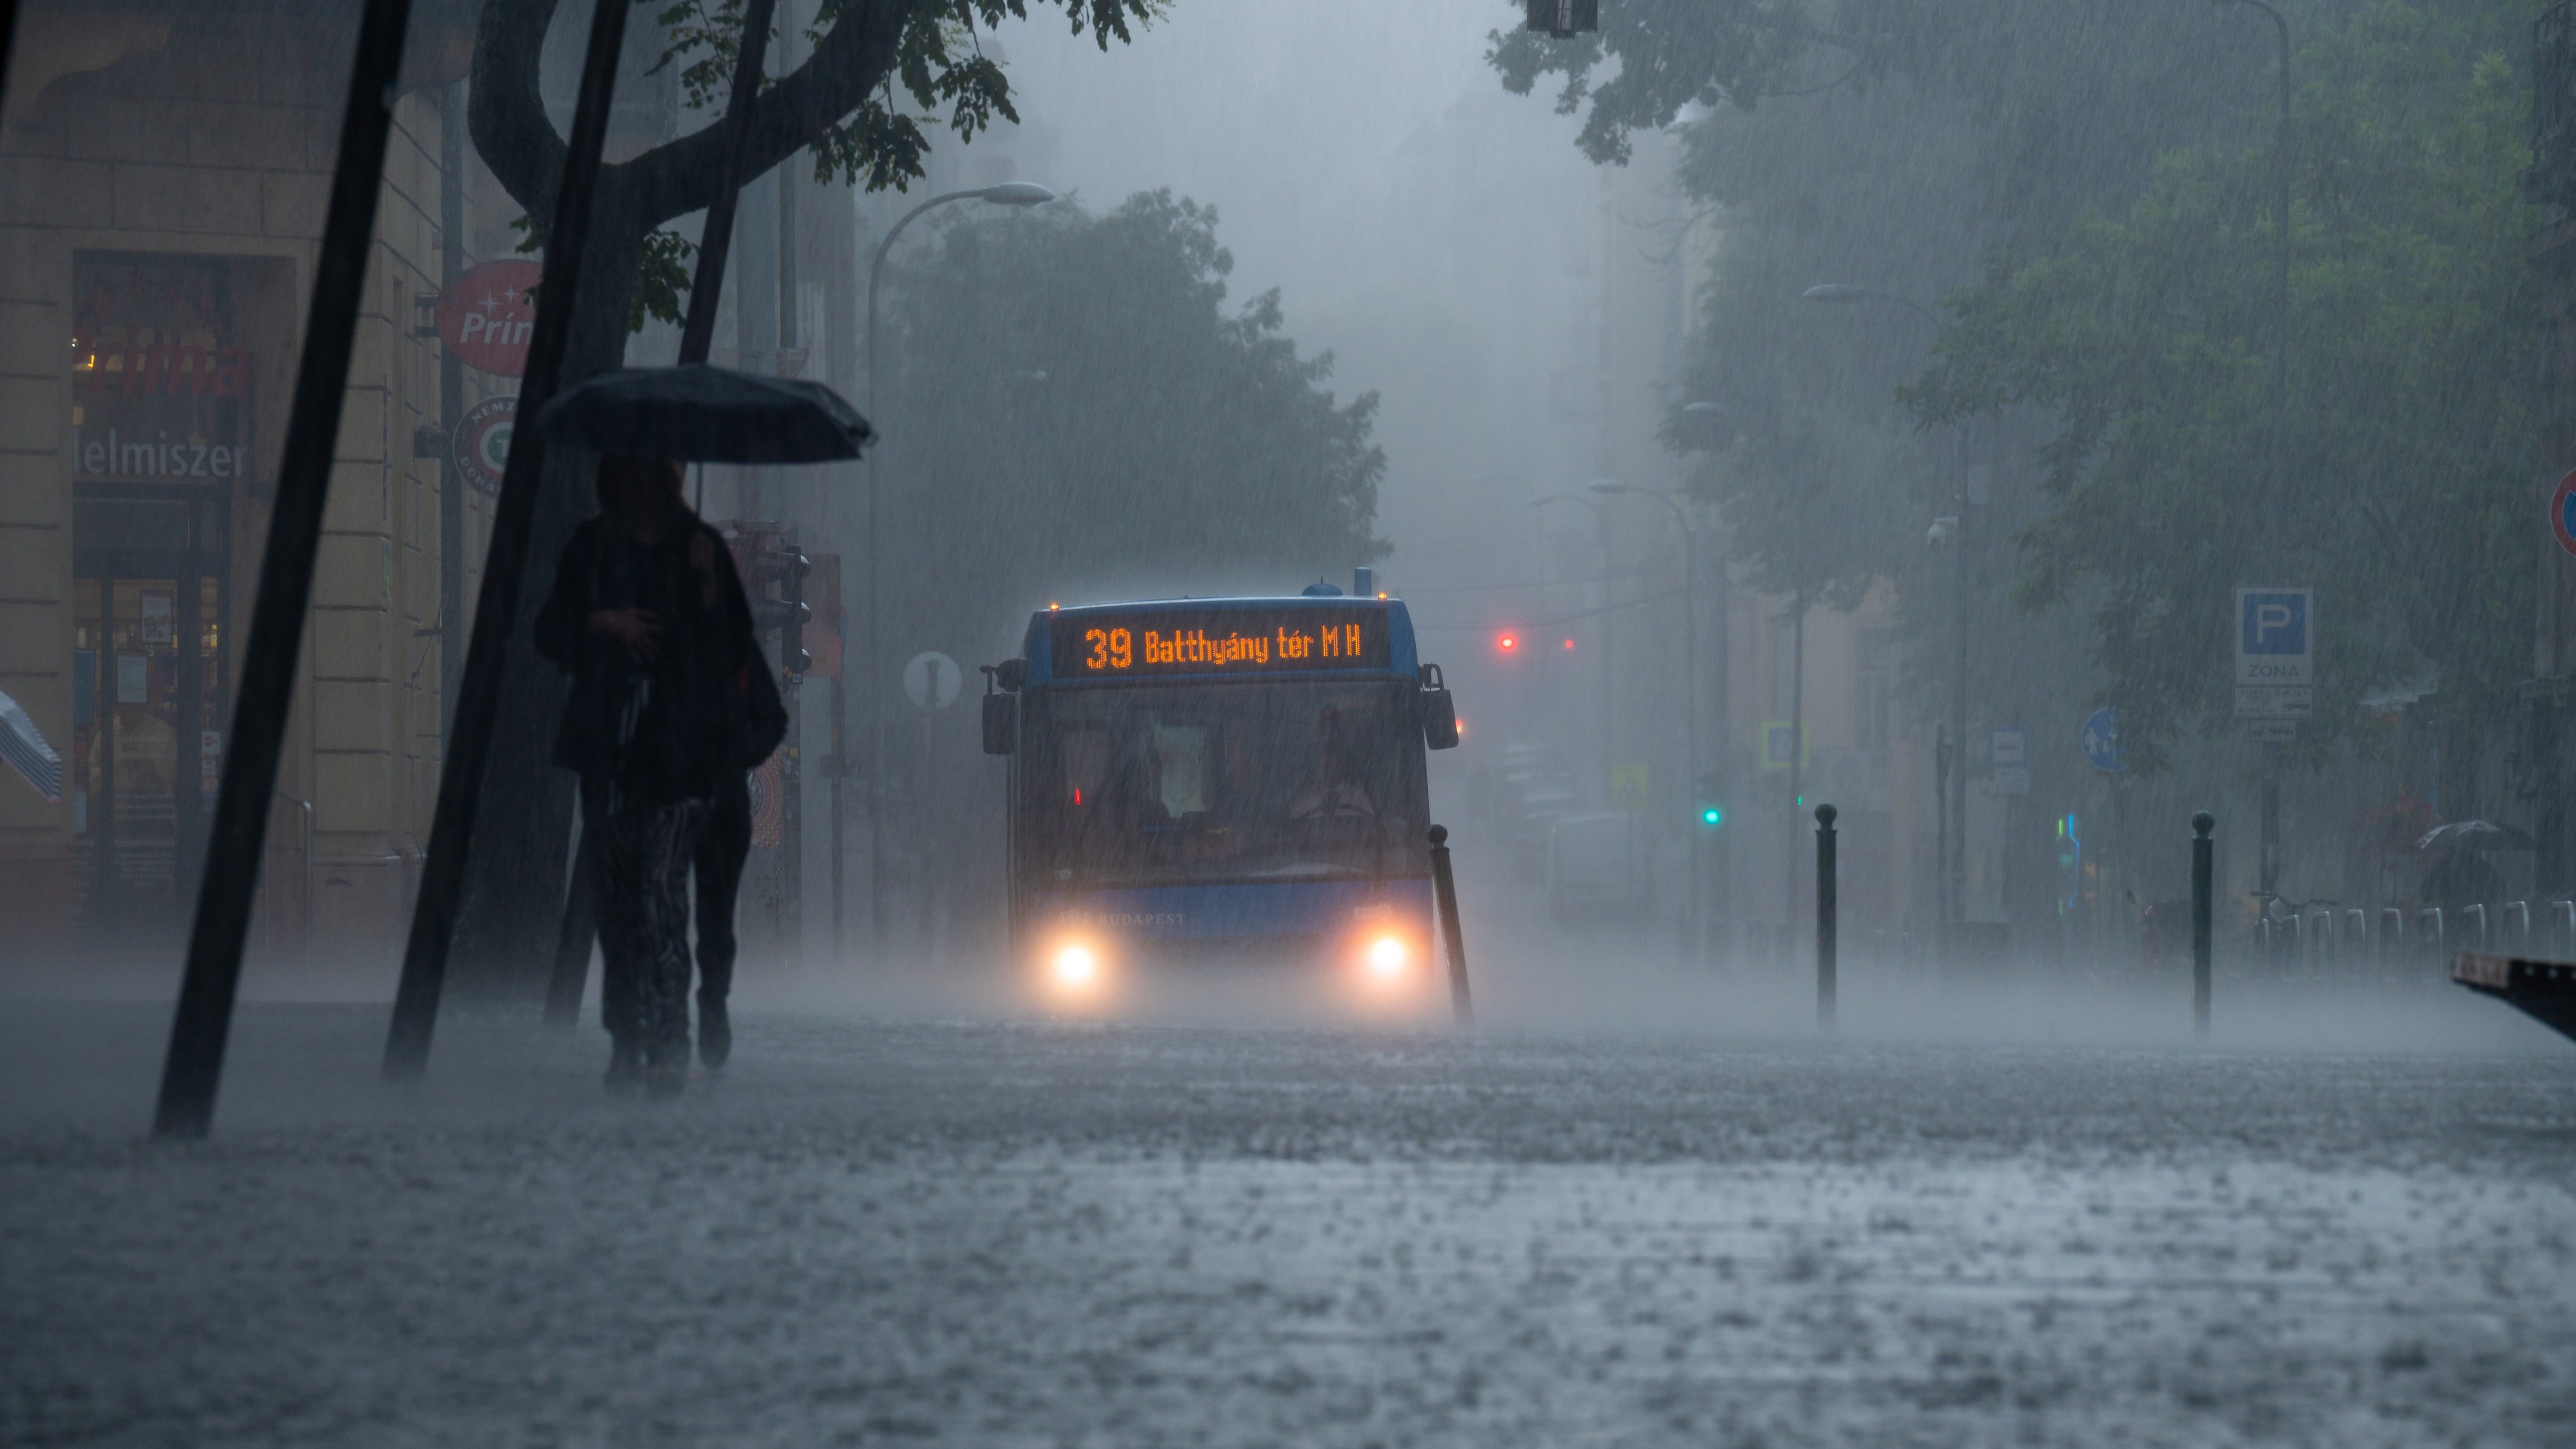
[71,255,256,485]
[139,589,173,644]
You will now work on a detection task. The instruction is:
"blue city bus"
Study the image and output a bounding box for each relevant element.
[981,577,1459,1002]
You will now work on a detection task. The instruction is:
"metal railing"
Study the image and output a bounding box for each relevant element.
[2244,899,2576,976]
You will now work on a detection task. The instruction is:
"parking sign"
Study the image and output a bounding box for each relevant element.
[2234,587,2313,716]
[1760,721,1804,770]
[1989,726,2031,795]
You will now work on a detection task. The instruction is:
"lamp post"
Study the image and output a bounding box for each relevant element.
[2212,0,2294,905]
[1592,481,1707,960]
[1530,493,1616,801]
[1801,281,1966,925]
[861,181,1056,959]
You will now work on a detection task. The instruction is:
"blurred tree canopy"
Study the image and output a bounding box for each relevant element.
[874,190,1387,657]
[1507,0,2278,620]
[1907,2,2537,770]
[1497,0,2540,779]
[473,0,1158,346]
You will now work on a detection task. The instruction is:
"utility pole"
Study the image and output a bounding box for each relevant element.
[1528,493,1615,807]
[2213,0,2295,902]
[1782,596,1807,938]
[1951,496,1970,923]
[1591,482,1701,961]
[437,82,466,729]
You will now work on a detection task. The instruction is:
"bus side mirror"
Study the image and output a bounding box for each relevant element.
[1418,663,1459,750]
[980,661,1018,754]
[982,692,1016,755]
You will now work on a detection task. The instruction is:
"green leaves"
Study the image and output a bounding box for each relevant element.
[873,190,1384,650]
[629,228,701,333]
[1908,2,2537,768]
[644,0,1158,196]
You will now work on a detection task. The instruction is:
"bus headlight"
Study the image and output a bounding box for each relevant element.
[1364,934,1410,982]
[1051,941,1101,990]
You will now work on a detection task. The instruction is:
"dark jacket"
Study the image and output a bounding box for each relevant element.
[534,515,783,803]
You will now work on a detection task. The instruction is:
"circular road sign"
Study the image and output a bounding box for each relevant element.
[435,259,541,377]
[452,394,516,496]
[904,651,962,711]
[2080,707,2126,774]
[2552,469,2576,558]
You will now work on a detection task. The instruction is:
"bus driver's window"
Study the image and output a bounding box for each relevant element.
[1059,723,1111,808]
[1287,707,1377,820]
[1151,723,1209,818]
[1096,720,1168,825]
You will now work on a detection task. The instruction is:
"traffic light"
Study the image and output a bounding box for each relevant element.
[743,532,815,674]
[1496,631,1520,654]
[1525,0,1598,37]
[1696,773,1724,829]
[781,547,812,674]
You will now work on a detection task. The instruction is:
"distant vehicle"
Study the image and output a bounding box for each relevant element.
[982,581,1459,1006]
[1495,742,1583,878]
[1546,812,1652,923]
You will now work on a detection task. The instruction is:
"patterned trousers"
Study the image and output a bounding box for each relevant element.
[592,793,708,1062]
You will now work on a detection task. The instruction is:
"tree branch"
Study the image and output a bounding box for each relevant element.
[471,0,917,229]
[620,0,914,225]
[469,0,568,217]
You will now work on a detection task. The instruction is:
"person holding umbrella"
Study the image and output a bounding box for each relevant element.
[535,454,767,1096]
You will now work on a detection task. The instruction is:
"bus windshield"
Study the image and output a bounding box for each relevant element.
[1024,680,1427,887]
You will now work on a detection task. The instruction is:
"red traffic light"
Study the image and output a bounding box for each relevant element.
[1497,632,1520,653]
[1561,637,1576,651]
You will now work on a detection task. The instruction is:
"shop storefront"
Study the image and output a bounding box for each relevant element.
[0,2,476,952]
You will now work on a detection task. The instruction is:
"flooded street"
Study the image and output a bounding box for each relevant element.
[7,985,2572,1447]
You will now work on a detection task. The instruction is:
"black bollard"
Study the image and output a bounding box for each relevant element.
[2191,811,2213,1037]
[1815,803,1837,1028]
[1428,824,1473,1025]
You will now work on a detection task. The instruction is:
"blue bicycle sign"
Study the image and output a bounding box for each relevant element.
[2080,708,2125,774]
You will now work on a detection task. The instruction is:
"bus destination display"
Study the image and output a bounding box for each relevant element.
[1051,606,1390,677]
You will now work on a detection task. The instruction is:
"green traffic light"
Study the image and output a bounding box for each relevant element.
[1700,806,1723,826]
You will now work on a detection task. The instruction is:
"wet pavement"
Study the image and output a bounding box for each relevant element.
[4,973,2575,1447]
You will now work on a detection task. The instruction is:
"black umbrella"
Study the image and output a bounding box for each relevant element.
[531,363,873,464]
[2413,820,2539,853]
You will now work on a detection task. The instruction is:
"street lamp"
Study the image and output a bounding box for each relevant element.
[1591,480,1709,961]
[1802,280,1970,927]
[1530,493,1617,797]
[857,181,1058,961]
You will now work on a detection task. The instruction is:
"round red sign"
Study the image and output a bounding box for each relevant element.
[435,259,541,377]
[452,394,516,496]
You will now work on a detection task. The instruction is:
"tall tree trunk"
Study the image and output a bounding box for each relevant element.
[447,193,644,1003]
[442,0,999,999]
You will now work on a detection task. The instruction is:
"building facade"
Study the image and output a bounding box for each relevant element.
[0,1,489,956]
